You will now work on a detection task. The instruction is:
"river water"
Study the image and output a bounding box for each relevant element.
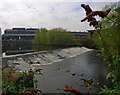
[34,50,109,93]
[2,47,110,93]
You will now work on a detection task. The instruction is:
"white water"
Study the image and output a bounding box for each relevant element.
[31,47,93,66]
[3,47,93,72]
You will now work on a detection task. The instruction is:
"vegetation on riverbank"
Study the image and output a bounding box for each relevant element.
[92,3,120,94]
[32,28,81,51]
[2,66,38,95]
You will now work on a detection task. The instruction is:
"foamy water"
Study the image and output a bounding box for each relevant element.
[30,47,93,66]
[3,47,93,71]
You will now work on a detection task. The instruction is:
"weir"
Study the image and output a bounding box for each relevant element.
[2,47,93,71]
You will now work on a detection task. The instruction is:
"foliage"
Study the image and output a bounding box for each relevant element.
[99,85,113,95]
[2,66,35,94]
[92,4,120,94]
[32,28,75,51]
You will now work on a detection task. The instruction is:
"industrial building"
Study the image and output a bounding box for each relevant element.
[2,28,90,54]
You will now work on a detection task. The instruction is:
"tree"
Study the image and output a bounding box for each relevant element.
[32,28,75,51]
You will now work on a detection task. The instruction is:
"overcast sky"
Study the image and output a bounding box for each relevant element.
[0,0,118,34]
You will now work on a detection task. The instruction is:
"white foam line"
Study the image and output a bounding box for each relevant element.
[31,59,63,66]
[68,48,93,58]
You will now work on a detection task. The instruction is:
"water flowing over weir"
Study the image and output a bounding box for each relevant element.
[2,47,110,93]
[2,47,92,71]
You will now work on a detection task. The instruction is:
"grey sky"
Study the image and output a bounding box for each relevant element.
[0,1,117,34]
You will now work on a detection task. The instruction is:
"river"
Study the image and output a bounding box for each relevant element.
[34,50,109,93]
[2,47,110,93]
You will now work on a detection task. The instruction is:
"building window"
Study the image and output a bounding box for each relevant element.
[18,36,21,40]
